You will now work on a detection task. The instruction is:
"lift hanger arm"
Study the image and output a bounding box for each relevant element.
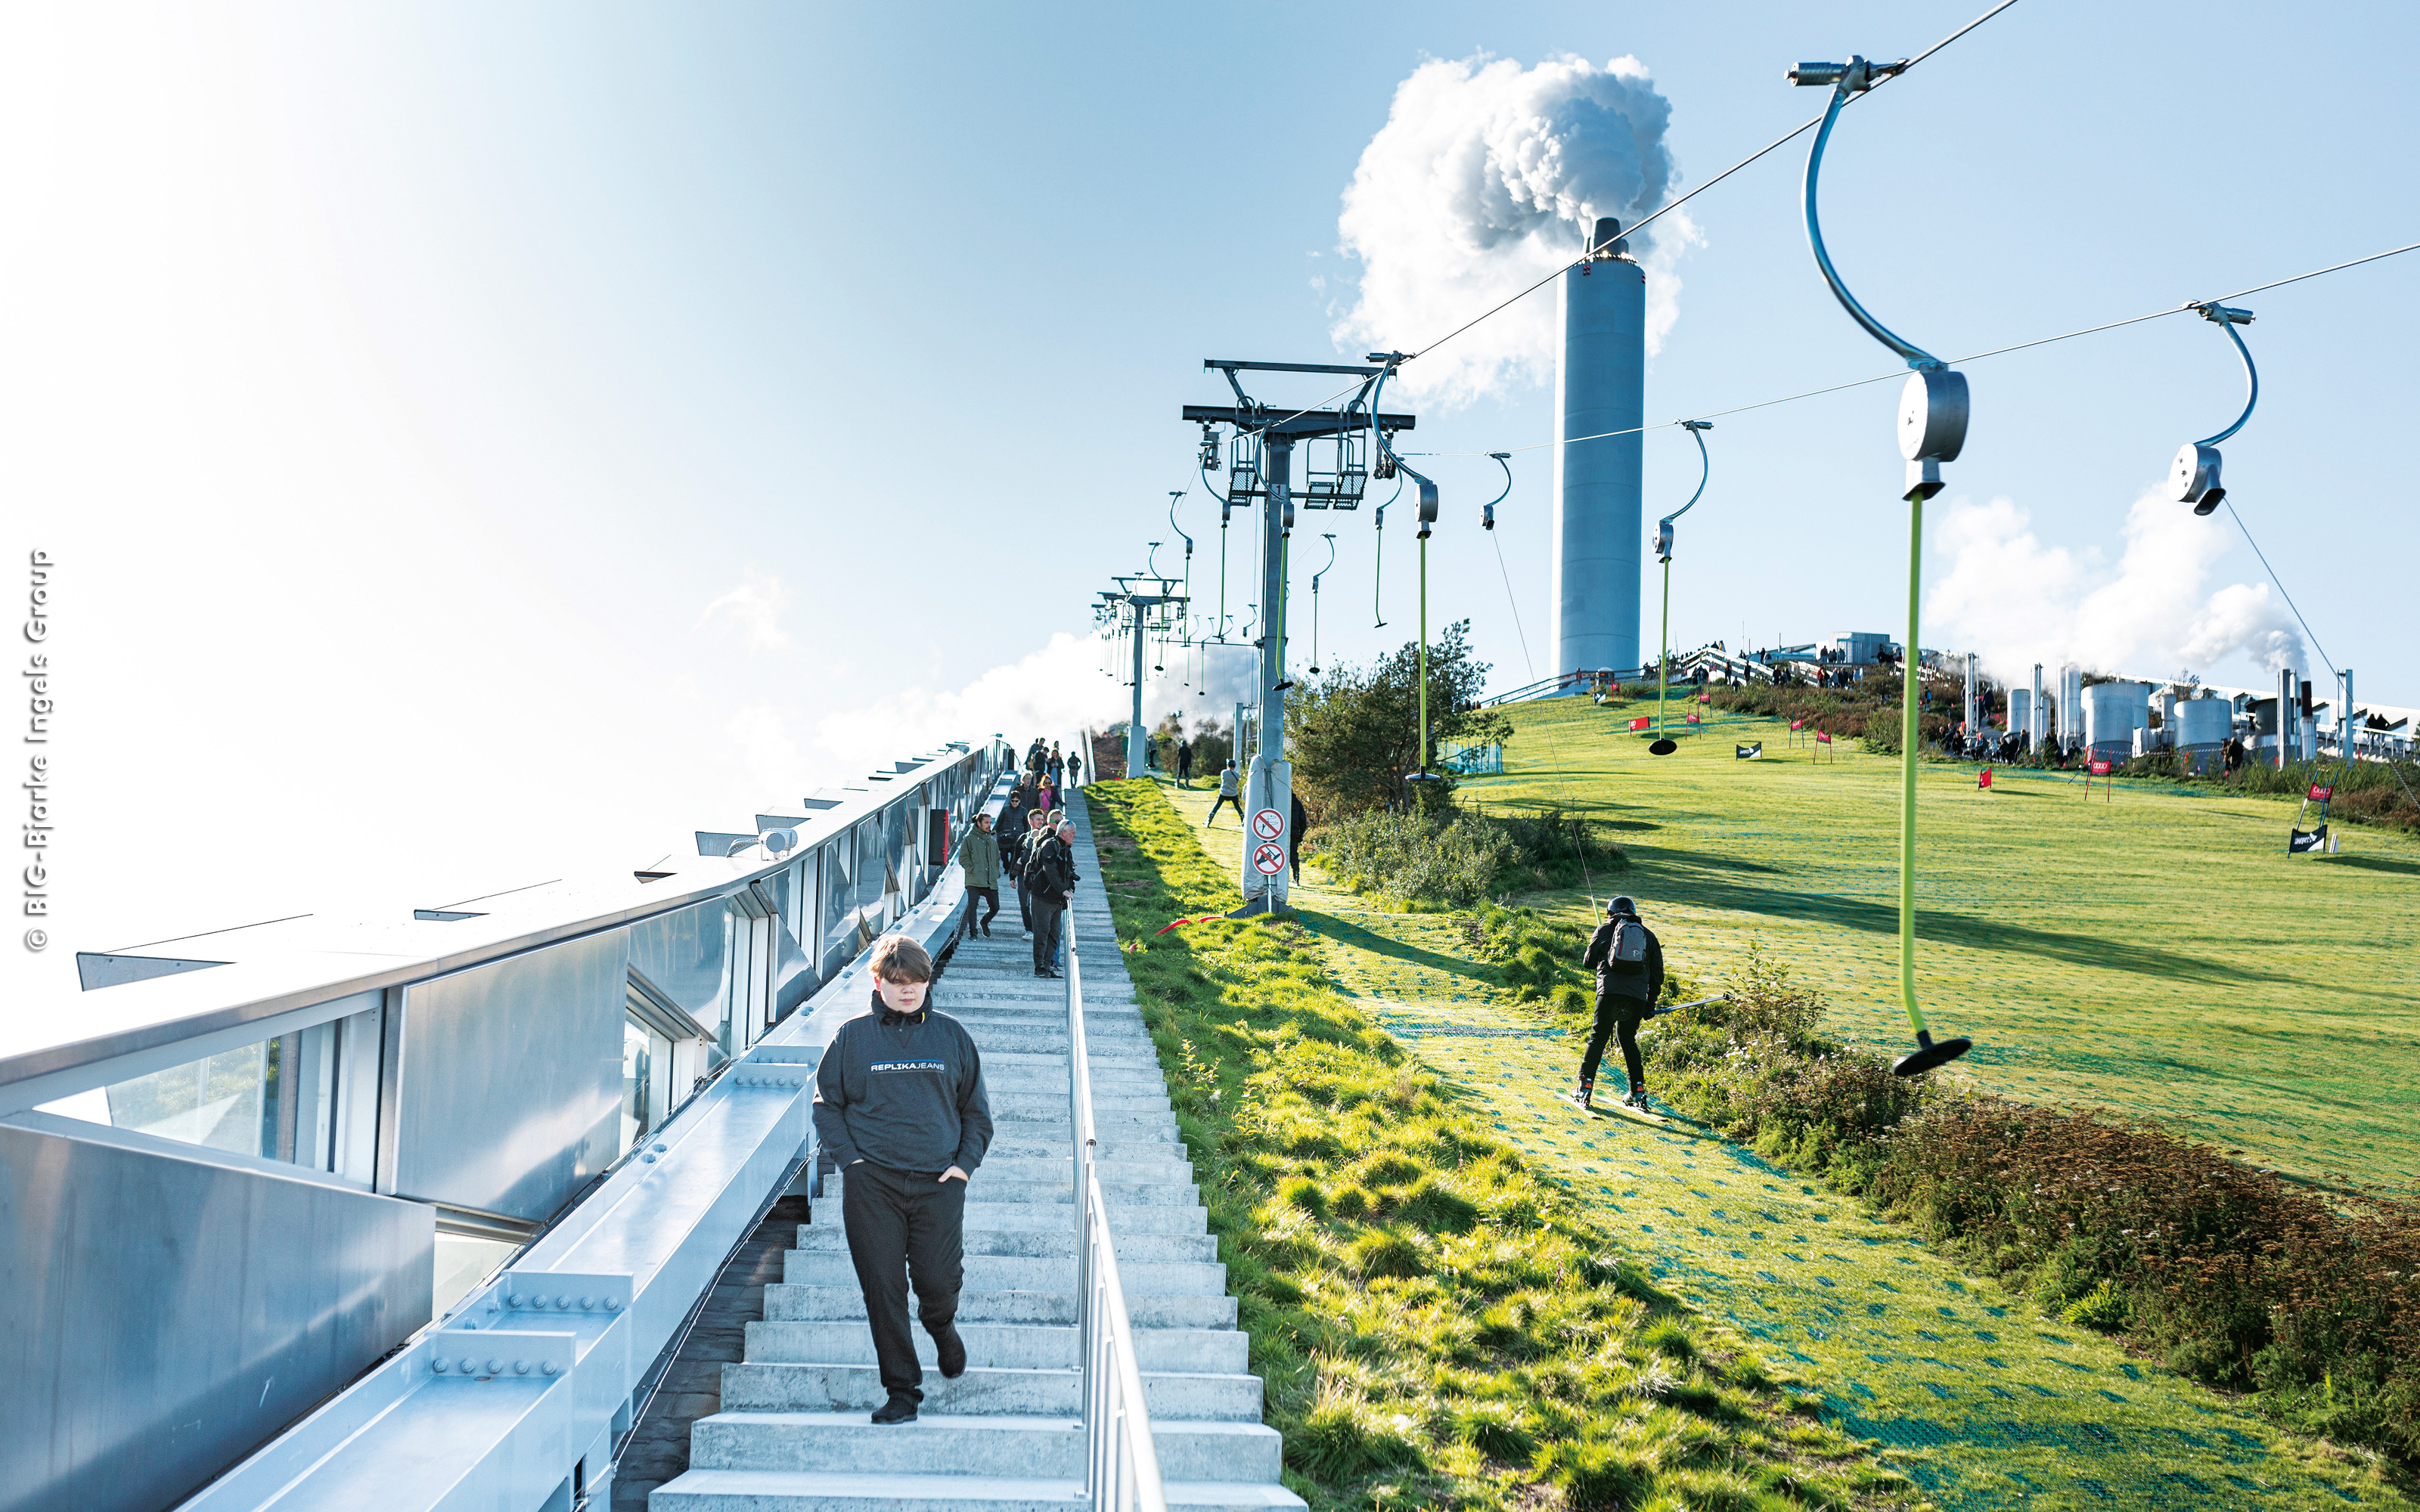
[1480,452,1512,530]
[2192,303,2259,447]
[1794,58,1939,370]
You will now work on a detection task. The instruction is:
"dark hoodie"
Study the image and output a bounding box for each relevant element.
[1581,912,1665,1005]
[814,990,993,1175]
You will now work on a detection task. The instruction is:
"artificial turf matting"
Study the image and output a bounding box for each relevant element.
[1159,760,2409,1510]
[1468,697,2420,1198]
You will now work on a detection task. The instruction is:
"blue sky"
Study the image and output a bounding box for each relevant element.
[5,0,2415,982]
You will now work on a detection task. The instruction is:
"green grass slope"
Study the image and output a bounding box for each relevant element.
[1168,771,2408,1509]
[1456,696,2420,1198]
[1083,780,1905,1512]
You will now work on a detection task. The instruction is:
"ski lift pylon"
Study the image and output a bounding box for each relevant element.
[2168,302,2257,516]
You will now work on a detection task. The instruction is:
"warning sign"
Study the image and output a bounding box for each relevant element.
[1251,841,1288,875]
[1251,807,1286,841]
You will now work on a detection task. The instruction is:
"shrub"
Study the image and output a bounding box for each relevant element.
[1308,807,1514,907]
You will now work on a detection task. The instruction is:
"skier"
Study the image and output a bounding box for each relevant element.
[1575,896,1665,1111]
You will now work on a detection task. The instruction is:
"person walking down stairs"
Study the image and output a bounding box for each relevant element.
[810,935,993,1425]
[1026,820,1078,980]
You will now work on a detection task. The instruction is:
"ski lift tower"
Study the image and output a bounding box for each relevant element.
[1095,575,1188,780]
[1184,360,1416,912]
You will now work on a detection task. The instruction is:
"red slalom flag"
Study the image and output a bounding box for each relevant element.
[1629,716,1652,731]
[1698,691,1712,703]
[2090,760,2114,776]
[2309,784,2335,802]
[1153,914,1227,936]
[1978,768,1993,789]
[1816,730,1833,744]
[1790,718,1805,730]
[1686,713,1702,725]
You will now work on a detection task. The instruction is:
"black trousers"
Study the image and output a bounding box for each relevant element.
[1032,899,1064,972]
[1581,995,1648,1094]
[1016,873,1034,930]
[1207,793,1243,823]
[968,887,999,933]
[841,1161,967,1399]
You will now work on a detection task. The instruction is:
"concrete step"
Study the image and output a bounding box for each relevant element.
[784,1252,1225,1297]
[765,1285,1236,1331]
[650,1468,1306,1512]
[718,1362,1264,1421]
[805,1201,1207,1236]
[742,1320,1249,1375]
[686,1411,1283,1483]
[982,1132,1181,1159]
[991,1093,1169,1116]
[792,1222,1216,1263]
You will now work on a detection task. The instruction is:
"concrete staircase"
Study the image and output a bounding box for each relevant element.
[653,797,1304,1511]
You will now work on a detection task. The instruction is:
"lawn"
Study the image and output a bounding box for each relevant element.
[1450,696,2420,1199]
[1165,765,2412,1509]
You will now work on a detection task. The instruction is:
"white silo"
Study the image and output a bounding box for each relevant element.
[2083,680,2150,764]
[2174,693,2231,772]
[1550,218,1647,679]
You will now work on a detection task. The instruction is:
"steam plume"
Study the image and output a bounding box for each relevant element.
[1927,491,2305,689]
[1331,53,1695,404]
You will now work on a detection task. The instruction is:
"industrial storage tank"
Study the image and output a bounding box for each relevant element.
[2173,696,2232,773]
[2083,680,2150,763]
[2008,688,2031,740]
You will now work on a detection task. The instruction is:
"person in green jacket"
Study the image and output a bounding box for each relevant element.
[957,811,1002,937]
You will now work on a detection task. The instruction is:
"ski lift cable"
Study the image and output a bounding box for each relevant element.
[1398,237,2420,461]
[2219,500,2420,823]
[1206,1,2024,451]
[1405,0,2024,370]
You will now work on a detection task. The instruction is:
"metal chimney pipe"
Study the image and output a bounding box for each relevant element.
[1551,220,1646,680]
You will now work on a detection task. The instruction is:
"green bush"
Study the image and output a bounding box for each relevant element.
[1308,808,1514,907]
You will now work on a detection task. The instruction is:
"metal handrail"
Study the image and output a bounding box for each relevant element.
[1065,925,1169,1510]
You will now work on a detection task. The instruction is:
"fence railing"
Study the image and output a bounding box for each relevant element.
[1065,931,1168,1511]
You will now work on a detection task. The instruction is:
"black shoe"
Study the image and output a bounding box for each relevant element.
[934,1325,967,1380]
[871,1391,919,1424]
[1574,1082,1593,1111]
[1626,1089,1649,1111]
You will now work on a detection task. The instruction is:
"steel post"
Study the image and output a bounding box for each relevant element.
[1239,440,1292,910]
[1127,599,1148,779]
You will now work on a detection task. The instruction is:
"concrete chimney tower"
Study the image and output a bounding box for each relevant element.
[1550,217,1647,679]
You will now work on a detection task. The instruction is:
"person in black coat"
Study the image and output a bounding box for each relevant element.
[1289,790,1309,883]
[1025,820,1078,977]
[1575,895,1665,1111]
[812,934,992,1424]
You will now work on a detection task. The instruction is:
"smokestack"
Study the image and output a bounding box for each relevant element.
[1551,218,1646,678]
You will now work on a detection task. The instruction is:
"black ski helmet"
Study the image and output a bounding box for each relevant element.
[1608,896,1637,917]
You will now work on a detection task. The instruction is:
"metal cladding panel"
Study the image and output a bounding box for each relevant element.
[1551,258,1647,677]
[0,1117,431,1512]
[391,929,627,1222]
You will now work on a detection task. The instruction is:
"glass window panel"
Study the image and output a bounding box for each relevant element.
[621,1018,652,1151]
[853,818,885,915]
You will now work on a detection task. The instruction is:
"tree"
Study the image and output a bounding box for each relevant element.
[1286,620,1512,817]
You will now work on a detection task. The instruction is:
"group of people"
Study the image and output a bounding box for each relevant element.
[953,761,1081,978]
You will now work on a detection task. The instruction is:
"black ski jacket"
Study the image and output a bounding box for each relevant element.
[814,991,993,1175]
[1581,917,1665,1005]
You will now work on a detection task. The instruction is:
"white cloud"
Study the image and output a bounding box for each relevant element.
[697,572,792,651]
[1926,490,2305,685]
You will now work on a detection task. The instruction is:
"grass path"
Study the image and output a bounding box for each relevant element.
[1462,698,2420,1198]
[1162,775,2403,1510]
